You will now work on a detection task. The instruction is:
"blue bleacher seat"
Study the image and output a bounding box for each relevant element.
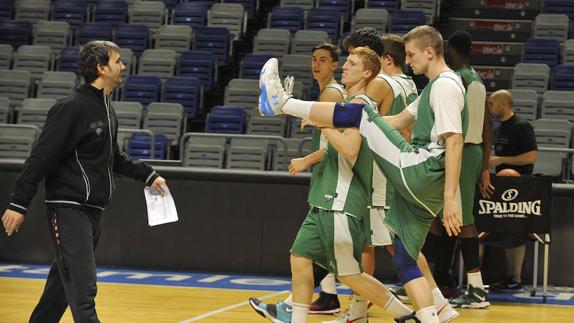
[317,0,351,22]
[177,50,215,91]
[365,0,400,13]
[206,106,246,133]
[0,0,14,20]
[0,20,32,49]
[57,47,80,74]
[551,64,574,90]
[523,38,561,67]
[306,7,341,43]
[77,22,113,45]
[193,27,231,65]
[94,0,128,27]
[114,24,149,57]
[544,0,574,20]
[269,6,304,34]
[127,132,168,160]
[163,76,202,119]
[239,53,275,79]
[122,75,161,106]
[172,2,210,28]
[52,0,87,30]
[389,10,426,35]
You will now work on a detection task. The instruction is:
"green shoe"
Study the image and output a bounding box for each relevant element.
[449,285,490,309]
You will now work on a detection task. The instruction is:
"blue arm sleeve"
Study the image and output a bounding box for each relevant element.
[332,102,365,128]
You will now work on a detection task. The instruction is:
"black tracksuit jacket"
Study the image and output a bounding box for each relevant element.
[8,84,158,214]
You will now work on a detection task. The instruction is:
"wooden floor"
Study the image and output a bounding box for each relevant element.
[1,277,573,322]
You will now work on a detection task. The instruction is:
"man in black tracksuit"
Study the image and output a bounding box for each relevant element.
[1,40,167,323]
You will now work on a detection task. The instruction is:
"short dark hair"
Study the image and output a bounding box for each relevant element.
[78,40,120,84]
[448,30,472,58]
[311,42,340,62]
[343,27,384,57]
[381,34,406,67]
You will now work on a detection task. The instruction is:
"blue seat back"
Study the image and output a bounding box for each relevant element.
[206,106,247,133]
[269,6,304,34]
[122,75,161,106]
[177,50,215,91]
[163,76,202,118]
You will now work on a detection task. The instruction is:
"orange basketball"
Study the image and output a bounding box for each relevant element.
[496,168,521,177]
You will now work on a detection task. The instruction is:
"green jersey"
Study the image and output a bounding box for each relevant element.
[409,71,469,155]
[307,94,374,220]
[391,73,418,106]
[371,73,418,207]
[311,83,347,151]
[457,66,486,144]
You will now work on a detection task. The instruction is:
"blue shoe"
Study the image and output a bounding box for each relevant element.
[249,297,292,323]
[258,58,292,116]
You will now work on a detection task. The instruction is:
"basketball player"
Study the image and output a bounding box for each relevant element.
[257,26,467,323]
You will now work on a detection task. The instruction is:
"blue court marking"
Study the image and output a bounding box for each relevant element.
[1,263,573,306]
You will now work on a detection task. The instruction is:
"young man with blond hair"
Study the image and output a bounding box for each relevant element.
[257,25,468,323]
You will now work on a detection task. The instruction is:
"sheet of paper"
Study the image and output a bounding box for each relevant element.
[144,184,178,226]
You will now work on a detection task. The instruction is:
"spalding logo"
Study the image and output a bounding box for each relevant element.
[501,189,518,201]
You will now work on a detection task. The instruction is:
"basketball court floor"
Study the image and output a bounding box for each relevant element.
[1,263,573,322]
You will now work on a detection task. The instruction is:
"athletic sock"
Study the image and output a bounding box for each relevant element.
[320,274,337,295]
[384,295,413,318]
[416,305,439,323]
[292,302,309,323]
[284,294,293,307]
[467,271,484,289]
[431,287,448,308]
[348,294,368,319]
[282,99,313,119]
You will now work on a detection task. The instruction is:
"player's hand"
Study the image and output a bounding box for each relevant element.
[150,176,168,196]
[2,209,25,236]
[479,169,495,199]
[489,156,503,168]
[301,119,318,130]
[442,198,462,237]
[288,158,309,175]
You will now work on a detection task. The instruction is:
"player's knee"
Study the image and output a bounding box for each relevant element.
[392,237,423,284]
[332,102,364,128]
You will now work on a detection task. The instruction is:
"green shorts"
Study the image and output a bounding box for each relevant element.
[290,208,367,276]
[364,207,393,247]
[459,144,483,225]
[359,104,446,260]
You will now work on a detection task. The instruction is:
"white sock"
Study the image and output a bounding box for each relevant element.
[431,288,448,308]
[416,305,439,323]
[282,98,313,119]
[384,295,413,318]
[320,274,337,295]
[284,294,293,307]
[349,294,368,318]
[292,302,309,323]
[467,271,484,289]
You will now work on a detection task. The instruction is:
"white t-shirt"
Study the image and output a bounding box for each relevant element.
[406,71,465,154]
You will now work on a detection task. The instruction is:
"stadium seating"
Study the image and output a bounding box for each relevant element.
[206,106,247,134]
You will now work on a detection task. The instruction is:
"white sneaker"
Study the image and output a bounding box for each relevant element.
[322,312,368,323]
[437,301,459,323]
[259,58,292,116]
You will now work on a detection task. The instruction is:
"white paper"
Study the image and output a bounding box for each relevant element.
[144,184,178,226]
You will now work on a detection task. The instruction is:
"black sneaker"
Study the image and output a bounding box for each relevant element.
[491,278,524,292]
[309,291,341,314]
[394,311,420,323]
